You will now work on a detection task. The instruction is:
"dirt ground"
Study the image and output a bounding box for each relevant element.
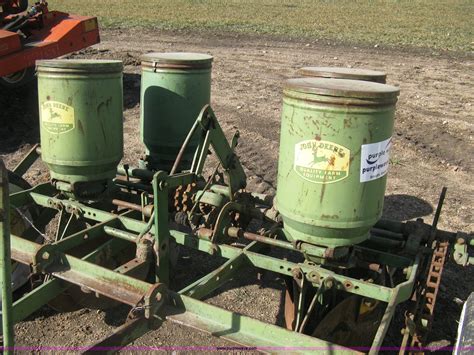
[0,28,473,351]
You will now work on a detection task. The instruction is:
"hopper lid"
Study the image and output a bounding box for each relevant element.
[141,52,213,69]
[284,78,399,102]
[36,59,123,73]
[297,66,386,83]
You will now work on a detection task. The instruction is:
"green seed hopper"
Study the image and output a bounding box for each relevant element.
[0,58,472,354]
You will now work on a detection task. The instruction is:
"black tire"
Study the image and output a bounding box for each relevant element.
[455,292,474,354]
[0,66,36,89]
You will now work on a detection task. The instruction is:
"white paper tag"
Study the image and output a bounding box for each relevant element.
[360,137,392,182]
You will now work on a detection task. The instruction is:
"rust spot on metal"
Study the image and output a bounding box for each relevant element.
[197,228,213,240]
[328,155,335,166]
[343,280,353,290]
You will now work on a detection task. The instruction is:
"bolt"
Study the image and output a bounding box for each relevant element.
[156,293,162,302]
[42,251,50,260]
[324,278,334,289]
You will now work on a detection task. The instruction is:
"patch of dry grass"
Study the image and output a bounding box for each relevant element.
[49,0,473,52]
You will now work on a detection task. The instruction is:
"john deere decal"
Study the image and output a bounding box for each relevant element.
[294,140,350,184]
[41,101,75,134]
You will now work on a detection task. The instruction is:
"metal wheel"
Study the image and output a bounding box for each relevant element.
[283,278,384,348]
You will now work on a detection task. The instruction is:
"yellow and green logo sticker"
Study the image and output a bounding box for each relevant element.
[41,101,75,134]
[294,140,350,184]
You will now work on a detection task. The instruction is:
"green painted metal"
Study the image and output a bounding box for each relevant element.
[140,52,213,171]
[16,187,400,303]
[152,172,170,284]
[191,106,247,194]
[36,59,124,196]
[10,279,67,324]
[297,67,387,83]
[276,78,399,248]
[369,256,420,354]
[1,155,440,351]
[179,253,248,299]
[0,161,14,352]
[87,317,159,353]
[166,292,352,353]
[15,184,406,303]
[53,218,121,252]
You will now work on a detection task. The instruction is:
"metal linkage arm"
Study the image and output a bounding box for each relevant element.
[191,105,247,198]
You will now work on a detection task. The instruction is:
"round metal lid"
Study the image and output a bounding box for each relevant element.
[297,67,386,83]
[141,52,213,69]
[36,59,123,73]
[284,78,399,101]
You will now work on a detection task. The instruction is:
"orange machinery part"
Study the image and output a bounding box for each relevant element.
[0,11,100,77]
[0,29,21,57]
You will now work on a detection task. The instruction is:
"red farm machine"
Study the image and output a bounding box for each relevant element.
[0,0,99,87]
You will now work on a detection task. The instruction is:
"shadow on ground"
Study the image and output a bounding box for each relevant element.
[123,73,141,109]
[0,82,40,153]
[383,194,433,221]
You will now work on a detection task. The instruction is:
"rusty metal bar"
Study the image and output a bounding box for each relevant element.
[171,118,200,175]
[10,235,154,307]
[226,227,295,250]
[10,238,128,324]
[103,226,137,242]
[112,199,153,217]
